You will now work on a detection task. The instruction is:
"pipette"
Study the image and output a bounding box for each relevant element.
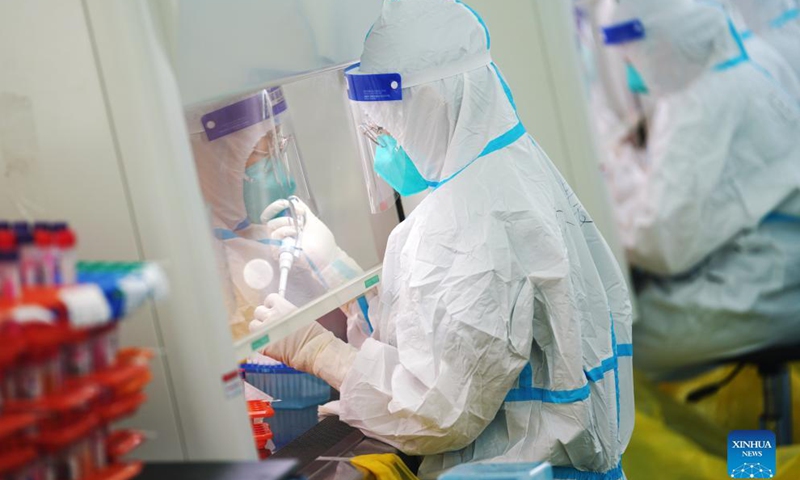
[277,196,306,298]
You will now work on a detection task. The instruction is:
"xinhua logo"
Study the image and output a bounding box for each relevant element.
[728,430,776,478]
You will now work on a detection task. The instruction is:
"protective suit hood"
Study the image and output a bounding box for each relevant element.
[608,0,746,95]
[186,95,278,231]
[358,0,519,185]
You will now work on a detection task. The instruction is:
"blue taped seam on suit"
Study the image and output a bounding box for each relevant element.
[505,353,617,404]
[697,2,749,71]
[234,218,251,231]
[428,121,527,189]
[700,8,800,113]
[552,462,624,480]
[505,383,592,404]
[455,0,490,48]
[427,60,526,190]
[256,238,282,247]
[713,19,750,71]
[357,295,374,333]
[214,228,238,241]
[610,312,620,429]
[506,326,632,405]
[584,356,618,383]
[771,8,800,29]
[519,362,533,388]
[491,63,518,111]
[713,55,749,71]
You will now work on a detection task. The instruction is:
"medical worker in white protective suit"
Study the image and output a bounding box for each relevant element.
[600,0,800,377]
[185,90,367,339]
[249,1,634,478]
[598,0,800,231]
[730,0,800,77]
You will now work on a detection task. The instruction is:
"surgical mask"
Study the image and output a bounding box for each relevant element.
[243,157,296,224]
[373,134,429,196]
[626,63,649,94]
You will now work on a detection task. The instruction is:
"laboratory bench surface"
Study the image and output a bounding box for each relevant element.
[139,417,420,480]
[272,416,421,479]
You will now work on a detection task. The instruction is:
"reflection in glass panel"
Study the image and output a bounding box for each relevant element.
[185,68,399,340]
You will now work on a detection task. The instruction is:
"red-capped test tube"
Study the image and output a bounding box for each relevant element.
[0,229,21,300]
[34,225,56,286]
[12,222,38,287]
[54,225,77,285]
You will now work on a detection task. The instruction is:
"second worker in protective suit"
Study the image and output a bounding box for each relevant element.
[601,0,800,377]
[250,1,634,478]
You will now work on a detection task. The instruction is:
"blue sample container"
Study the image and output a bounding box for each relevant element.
[439,462,553,480]
[241,362,330,409]
[268,405,320,449]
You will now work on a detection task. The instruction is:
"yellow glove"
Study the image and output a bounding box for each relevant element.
[350,454,419,480]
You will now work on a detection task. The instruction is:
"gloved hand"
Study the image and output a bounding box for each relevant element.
[253,293,357,390]
[261,198,364,289]
[318,400,340,419]
[249,292,298,332]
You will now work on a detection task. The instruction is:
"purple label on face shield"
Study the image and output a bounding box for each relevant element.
[202,89,288,141]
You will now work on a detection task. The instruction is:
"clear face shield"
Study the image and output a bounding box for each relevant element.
[344,64,429,213]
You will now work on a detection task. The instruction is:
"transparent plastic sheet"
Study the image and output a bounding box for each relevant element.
[263,87,318,217]
[346,103,399,214]
[243,88,316,227]
[186,88,328,330]
[344,65,402,214]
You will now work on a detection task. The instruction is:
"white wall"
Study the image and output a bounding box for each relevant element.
[169,0,381,106]
[0,0,185,460]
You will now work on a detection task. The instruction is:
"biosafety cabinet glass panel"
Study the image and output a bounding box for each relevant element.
[184,68,399,340]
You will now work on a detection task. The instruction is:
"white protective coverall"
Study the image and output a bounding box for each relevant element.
[716,0,800,97]
[602,0,800,376]
[261,1,634,478]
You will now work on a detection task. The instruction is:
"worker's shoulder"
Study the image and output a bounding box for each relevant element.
[692,63,779,109]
